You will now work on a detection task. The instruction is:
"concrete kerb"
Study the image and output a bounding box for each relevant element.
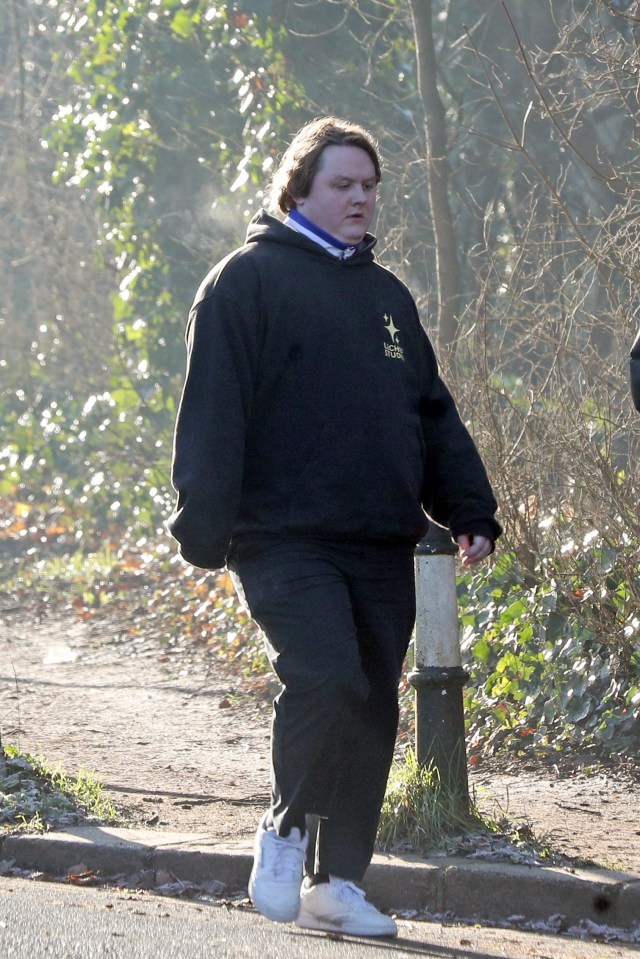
[364,854,640,930]
[2,827,639,931]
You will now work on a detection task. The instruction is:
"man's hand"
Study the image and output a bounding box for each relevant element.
[456,534,493,567]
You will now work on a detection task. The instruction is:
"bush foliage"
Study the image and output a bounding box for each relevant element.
[457,543,640,762]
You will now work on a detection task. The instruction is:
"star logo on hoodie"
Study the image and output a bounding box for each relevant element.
[383,314,404,361]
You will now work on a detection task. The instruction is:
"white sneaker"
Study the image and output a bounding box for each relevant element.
[248,816,308,923]
[296,877,398,937]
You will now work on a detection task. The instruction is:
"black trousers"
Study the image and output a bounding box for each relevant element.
[230,539,416,881]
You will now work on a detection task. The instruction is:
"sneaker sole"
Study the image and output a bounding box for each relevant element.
[296,913,397,937]
[249,879,301,923]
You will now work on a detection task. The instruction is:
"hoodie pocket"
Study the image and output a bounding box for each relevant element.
[287,419,424,531]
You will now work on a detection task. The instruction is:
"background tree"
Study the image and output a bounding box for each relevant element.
[1,0,116,544]
[408,0,461,348]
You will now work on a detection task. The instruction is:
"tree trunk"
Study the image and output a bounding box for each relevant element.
[408,0,461,349]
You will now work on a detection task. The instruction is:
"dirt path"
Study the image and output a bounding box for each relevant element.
[1,612,270,841]
[2,610,639,875]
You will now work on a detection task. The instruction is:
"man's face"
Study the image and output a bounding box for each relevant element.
[294,144,377,245]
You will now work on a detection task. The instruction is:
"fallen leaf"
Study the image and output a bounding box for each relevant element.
[68,870,103,886]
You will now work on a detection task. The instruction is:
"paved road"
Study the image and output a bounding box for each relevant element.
[0,877,633,959]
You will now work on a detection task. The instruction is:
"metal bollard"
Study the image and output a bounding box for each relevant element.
[408,523,469,812]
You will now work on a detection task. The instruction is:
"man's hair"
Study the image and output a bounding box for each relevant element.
[268,116,382,214]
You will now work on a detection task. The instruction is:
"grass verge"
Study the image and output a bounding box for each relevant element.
[378,748,478,851]
[0,744,121,833]
[377,748,561,866]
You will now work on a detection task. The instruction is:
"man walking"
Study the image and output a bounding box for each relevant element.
[169,116,500,937]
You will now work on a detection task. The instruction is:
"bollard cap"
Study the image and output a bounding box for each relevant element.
[415,523,458,556]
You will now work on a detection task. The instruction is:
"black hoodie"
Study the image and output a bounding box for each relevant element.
[168,211,500,569]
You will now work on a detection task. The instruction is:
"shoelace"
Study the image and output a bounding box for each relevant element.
[335,880,369,905]
[264,832,305,880]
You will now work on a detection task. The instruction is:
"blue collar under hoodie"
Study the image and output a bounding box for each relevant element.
[284,208,360,259]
